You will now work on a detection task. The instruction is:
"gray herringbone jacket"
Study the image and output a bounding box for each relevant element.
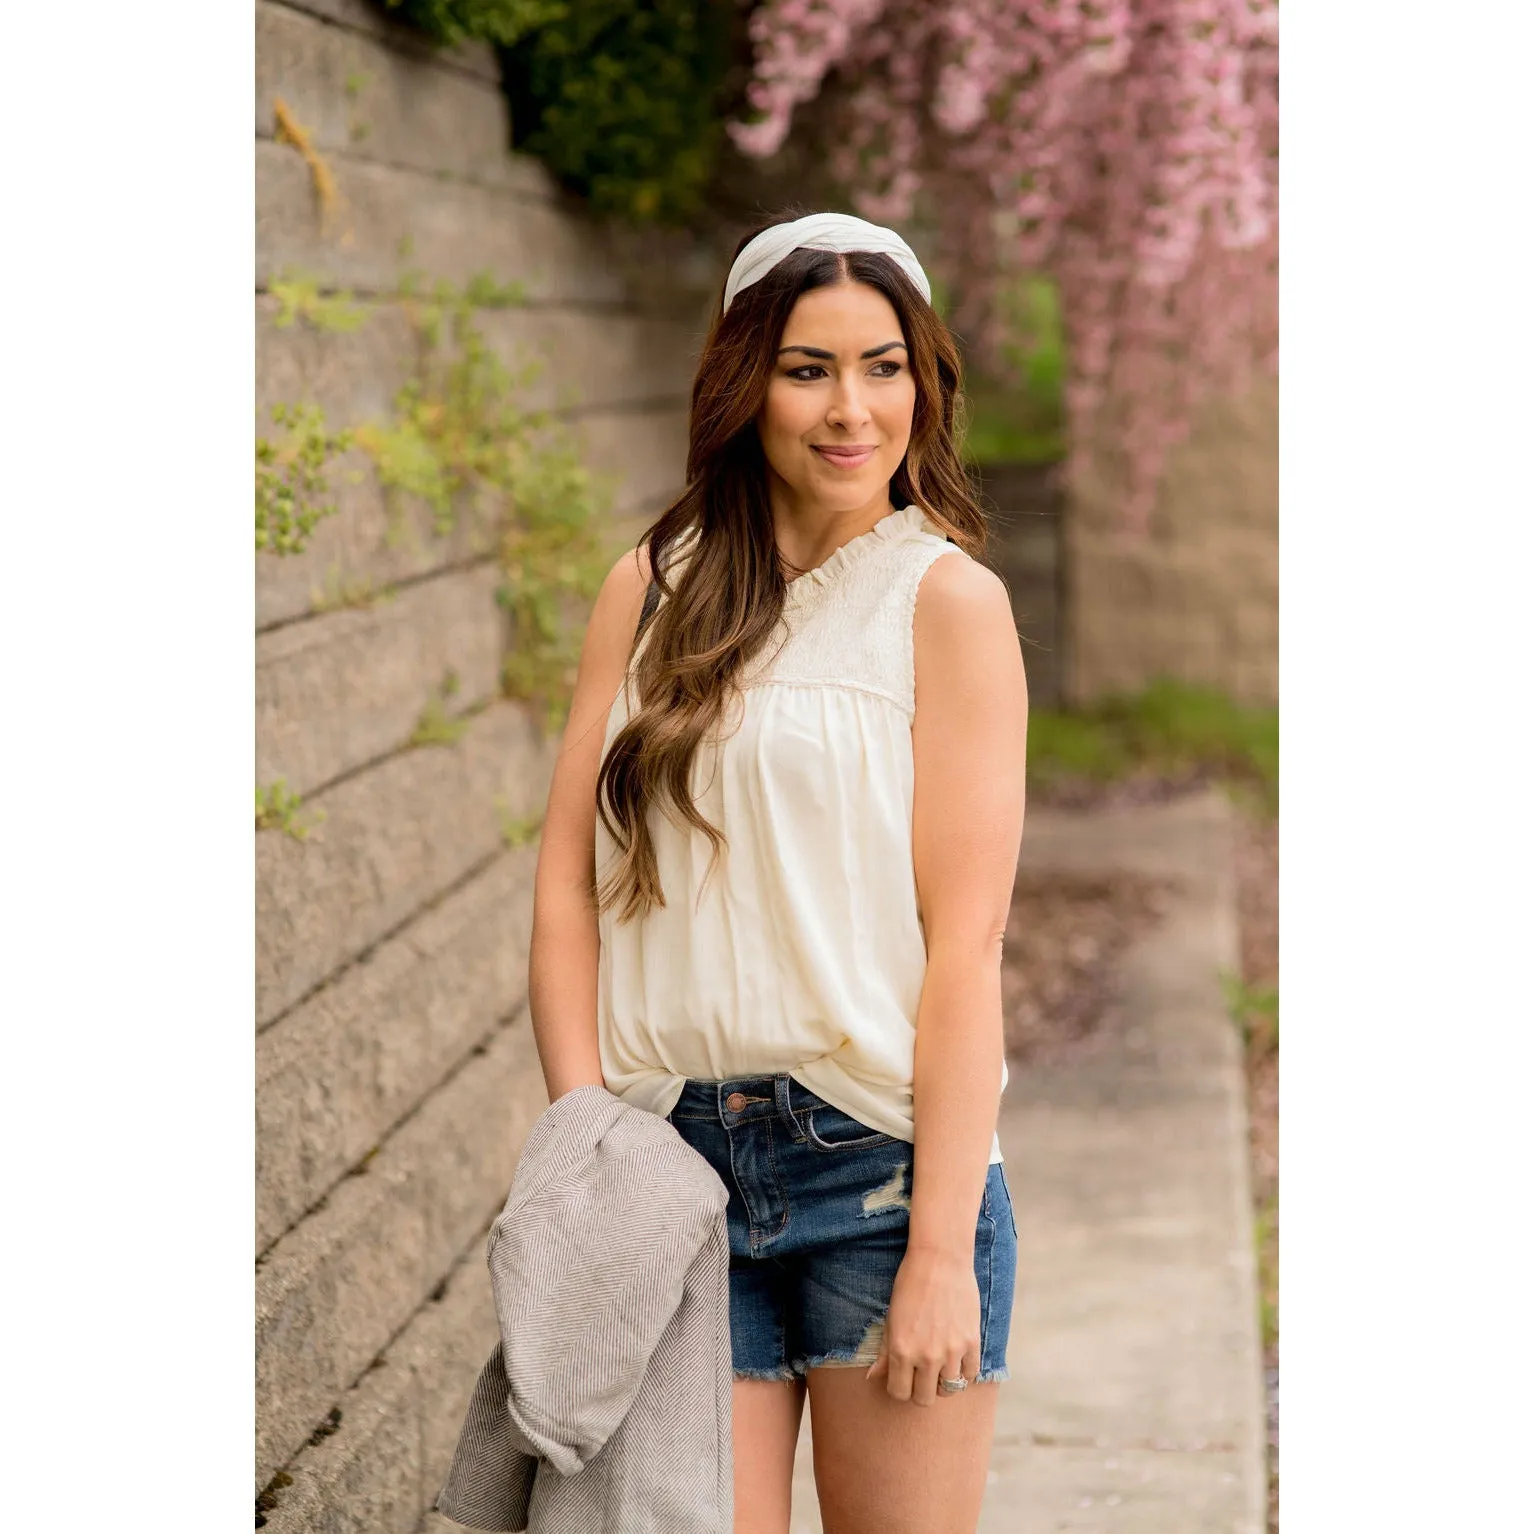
[434,1084,734,1532]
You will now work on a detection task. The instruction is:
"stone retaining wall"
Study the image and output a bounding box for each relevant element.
[254,4,718,1526]
[1066,376,1279,706]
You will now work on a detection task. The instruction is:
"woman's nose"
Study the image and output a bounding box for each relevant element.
[825,379,871,428]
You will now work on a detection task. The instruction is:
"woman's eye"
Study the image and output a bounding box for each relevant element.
[784,361,903,381]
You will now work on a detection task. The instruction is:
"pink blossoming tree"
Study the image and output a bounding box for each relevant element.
[731,0,1278,530]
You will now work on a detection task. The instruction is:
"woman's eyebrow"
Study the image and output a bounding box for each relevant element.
[776,341,910,360]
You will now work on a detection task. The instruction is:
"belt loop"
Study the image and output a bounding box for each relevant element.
[776,1073,808,1143]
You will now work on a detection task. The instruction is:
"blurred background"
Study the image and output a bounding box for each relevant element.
[255,3,1277,1529]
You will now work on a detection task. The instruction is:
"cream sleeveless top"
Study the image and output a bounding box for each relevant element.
[595,500,1008,1165]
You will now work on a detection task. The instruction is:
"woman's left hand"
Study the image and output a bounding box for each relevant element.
[864,1246,981,1404]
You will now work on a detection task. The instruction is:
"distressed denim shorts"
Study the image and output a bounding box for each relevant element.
[665,1072,1017,1383]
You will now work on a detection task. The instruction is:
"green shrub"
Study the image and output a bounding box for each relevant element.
[963,276,1067,466]
[1096,678,1278,793]
[1028,679,1278,813]
[375,0,563,48]
[375,0,737,224]
[501,0,736,222]
[1026,711,1131,781]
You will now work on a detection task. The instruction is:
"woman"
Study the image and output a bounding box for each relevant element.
[527,211,1029,1534]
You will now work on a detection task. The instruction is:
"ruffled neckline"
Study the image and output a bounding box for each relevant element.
[783,501,930,601]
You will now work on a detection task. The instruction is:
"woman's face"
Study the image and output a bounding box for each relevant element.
[757,279,917,514]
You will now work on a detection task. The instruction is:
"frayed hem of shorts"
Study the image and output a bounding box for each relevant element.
[734,1356,1011,1384]
[789,1349,878,1374]
[731,1364,799,1382]
[790,1351,1012,1384]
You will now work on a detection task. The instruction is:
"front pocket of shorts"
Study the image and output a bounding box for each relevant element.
[996,1164,1020,1241]
[805,1102,898,1152]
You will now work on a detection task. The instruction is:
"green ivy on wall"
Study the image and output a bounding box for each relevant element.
[269,271,367,333]
[256,404,353,556]
[255,780,326,840]
[256,269,617,733]
[364,277,615,730]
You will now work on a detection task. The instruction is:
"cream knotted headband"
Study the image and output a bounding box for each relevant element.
[721,212,932,314]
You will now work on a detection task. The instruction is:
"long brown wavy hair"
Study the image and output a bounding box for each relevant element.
[594,213,988,924]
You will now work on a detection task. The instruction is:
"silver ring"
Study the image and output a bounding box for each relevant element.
[939,1375,968,1394]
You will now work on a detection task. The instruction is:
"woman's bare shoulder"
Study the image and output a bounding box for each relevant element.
[912,548,1025,707]
[914,546,1015,641]
[590,543,654,648]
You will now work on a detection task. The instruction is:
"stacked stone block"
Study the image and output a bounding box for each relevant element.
[254,4,717,1526]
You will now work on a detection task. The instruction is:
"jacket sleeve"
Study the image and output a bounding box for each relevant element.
[433,1341,539,1531]
[488,1143,726,1478]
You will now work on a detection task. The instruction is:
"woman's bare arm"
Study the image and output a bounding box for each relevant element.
[527,542,652,1103]
[907,552,1029,1256]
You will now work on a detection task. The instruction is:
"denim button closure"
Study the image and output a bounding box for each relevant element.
[725,1092,748,1111]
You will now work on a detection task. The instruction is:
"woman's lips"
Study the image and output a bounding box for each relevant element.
[811,444,876,470]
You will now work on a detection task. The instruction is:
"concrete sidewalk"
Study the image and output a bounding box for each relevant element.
[791,789,1268,1532]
